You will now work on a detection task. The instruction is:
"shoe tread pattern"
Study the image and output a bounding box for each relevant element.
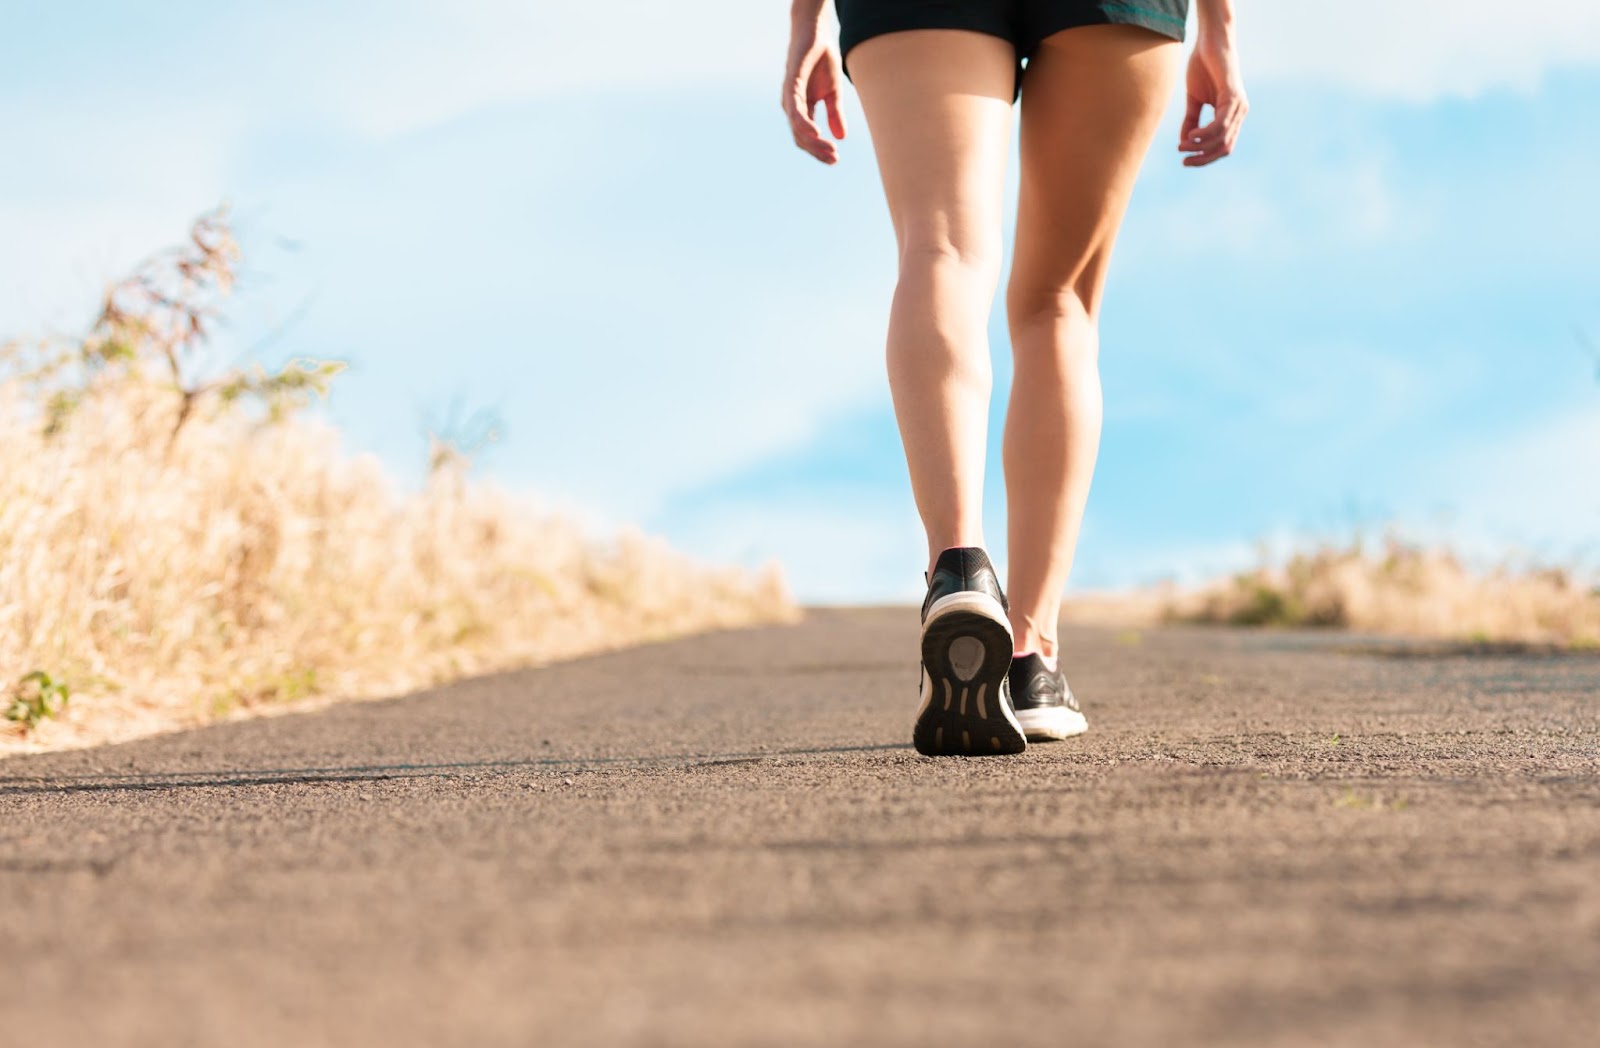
[913,608,1025,757]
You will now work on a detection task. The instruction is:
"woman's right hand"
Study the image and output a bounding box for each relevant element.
[782,7,847,165]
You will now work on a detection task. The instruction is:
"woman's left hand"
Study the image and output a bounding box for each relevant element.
[1179,30,1247,167]
[782,21,847,165]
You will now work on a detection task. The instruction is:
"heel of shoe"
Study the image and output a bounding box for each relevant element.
[914,609,1025,757]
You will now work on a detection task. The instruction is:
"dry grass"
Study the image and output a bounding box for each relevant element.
[1158,537,1600,647]
[1,213,796,754]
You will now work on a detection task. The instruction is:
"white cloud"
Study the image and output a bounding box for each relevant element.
[1425,402,1600,556]
[106,1,790,141]
[8,1,1597,175]
[368,1,1600,118]
[338,1,1600,120]
[318,2,787,138]
[309,1,1600,132]
[1242,2,1600,100]
[29,0,1588,159]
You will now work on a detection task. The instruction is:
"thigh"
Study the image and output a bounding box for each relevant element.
[847,29,1017,264]
[1010,24,1180,310]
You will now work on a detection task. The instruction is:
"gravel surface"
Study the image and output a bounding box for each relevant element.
[3,607,1598,1047]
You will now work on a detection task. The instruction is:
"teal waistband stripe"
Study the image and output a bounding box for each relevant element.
[1099,2,1187,30]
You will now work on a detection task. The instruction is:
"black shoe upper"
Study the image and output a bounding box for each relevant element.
[1007,653,1080,713]
[920,546,1008,624]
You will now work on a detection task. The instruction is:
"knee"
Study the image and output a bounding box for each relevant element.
[1006,276,1101,331]
[1008,284,1098,364]
[1005,279,1104,379]
[1005,246,1112,332]
[897,235,1003,293]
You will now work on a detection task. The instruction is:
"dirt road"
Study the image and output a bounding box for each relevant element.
[3,608,1597,1046]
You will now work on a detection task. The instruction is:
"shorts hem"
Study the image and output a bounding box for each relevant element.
[1023,5,1187,59]
[1098,1,1187,38]
[839,18,1024,100]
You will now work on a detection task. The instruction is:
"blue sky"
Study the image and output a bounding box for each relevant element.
[3,2,1598,603]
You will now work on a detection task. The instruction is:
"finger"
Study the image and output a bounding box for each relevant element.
[1192,127,1237,165]
[787,100,834,154]
[809,141,839,164]
[1184,103,1228,146]
[1218,91,1246,125]
[1226,97,1249,138]
[1181,135,1226,165]
[1181,94,1241,153]
[823,92,847,140]
[1179,120,1225,153]
[787,91,835,159]
[1205,99,1246,161]
[1179,96,1205,146]
[1180,121,1227,153]
[804,133,839,163]
[792,126,836,163]
[787,85,822,138]
[1182,135,1234,167]
[789,115,837,163]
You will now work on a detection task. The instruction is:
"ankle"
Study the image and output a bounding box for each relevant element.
[1012,631,1059,667]
[926,540,986,580]
[1013,648,1060,672]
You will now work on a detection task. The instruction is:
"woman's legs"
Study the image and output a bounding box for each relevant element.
[846,30,1017,578]
[1003,25,1179,663]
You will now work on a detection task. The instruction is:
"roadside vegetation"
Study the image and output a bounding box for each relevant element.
[1,211,796,752]
[1161,536,1600,648]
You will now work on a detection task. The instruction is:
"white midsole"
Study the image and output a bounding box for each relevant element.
[1016,706,1088,740]
[915,665,937,719]
[924,590,1012,638]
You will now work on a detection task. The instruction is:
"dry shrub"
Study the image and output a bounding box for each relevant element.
[1166,537,1600,646]
[1,212,796,753]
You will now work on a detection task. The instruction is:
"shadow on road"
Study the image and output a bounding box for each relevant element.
[0,742,909,796]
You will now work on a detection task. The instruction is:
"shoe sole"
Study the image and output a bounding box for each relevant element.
[1016,706,1089,741]
[913,593,1026,757]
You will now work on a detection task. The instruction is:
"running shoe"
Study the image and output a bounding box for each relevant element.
[1008,652,1088,741]
[912,546,1027,756]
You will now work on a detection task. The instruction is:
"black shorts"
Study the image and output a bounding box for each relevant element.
[836,1,1188,101]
